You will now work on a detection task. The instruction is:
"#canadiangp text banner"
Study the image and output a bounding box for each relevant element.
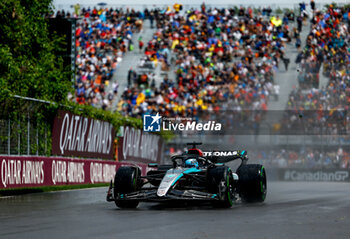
[0,156,147,189]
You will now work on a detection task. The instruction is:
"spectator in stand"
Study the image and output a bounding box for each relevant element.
[138,36,144,53]
[297,15,303,32]
[299,2,307,15]
[310,0,316,12]
[127,68,137,87]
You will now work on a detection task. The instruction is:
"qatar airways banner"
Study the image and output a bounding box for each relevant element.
[52,110,115,159]
[0,156,147,189]
[118,126,164,164]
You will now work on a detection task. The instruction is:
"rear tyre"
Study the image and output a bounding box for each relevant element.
[236,164,267,203]
[207,166,234,208]
[114,167,140,208]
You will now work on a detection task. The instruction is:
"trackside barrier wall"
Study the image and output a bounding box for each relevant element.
[117,126,164,164]
[267,168,350,182]
[0,156,147,189]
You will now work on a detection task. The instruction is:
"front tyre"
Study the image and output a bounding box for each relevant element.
[207,166,234,208]
[114,166,140,208]
[236,164,267,203]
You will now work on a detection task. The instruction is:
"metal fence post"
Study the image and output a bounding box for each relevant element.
[45,123,47,155]
[18,119,20,155]
[8,118,10,155]
[36,121,39,156]
[27,112,30,155]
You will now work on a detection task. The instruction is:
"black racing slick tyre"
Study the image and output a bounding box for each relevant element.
[236,164,267,203]
[114,167,140,208]
[207,166,234,208]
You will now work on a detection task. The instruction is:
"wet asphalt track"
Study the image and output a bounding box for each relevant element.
[1,181,350,239]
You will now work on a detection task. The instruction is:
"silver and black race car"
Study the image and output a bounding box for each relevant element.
[107,142,267,208]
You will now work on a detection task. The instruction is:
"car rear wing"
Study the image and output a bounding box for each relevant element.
[204,150,248,164]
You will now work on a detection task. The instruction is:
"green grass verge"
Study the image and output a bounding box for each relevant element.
[0,183,109,196]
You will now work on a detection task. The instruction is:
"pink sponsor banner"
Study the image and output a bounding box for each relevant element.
[51,110,115,159]
[0,156,147,189]
[118,126,164,164]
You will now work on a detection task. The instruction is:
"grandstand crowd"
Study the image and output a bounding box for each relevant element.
[53,3,349,137]
[281,4,350,137]
[50,6,147,109]
[253,147,350,169]
[118,4,295,119]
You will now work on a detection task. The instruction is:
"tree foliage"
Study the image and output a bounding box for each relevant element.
[0,0,72,103]
[0,0,172,147]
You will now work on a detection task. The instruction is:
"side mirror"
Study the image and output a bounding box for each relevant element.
[240,150,248,164]
[240,150,247,157]
[148,163,158,168]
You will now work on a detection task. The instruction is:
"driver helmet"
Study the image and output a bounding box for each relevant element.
[184,158,199,168]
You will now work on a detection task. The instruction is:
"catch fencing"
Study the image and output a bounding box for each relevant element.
[0,96,52,156]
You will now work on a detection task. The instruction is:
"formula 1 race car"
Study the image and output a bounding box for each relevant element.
[107,142,267,208]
